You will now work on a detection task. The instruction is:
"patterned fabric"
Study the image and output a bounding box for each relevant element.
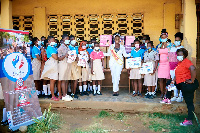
[144,50,159,62]
[57,44,69,58]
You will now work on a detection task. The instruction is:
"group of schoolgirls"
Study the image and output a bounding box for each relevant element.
[31,35,105,101]
[127,29,185,102]
[31,29,185,102]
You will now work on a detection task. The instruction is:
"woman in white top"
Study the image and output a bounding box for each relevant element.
[108,35,130,96]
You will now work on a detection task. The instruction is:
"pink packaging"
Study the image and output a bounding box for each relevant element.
[125,36,135,53]
[100,35,112,47]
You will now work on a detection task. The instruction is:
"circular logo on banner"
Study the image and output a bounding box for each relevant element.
[16,78,24,87]
[2,52,30,82]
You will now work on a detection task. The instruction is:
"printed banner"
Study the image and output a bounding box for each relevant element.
[77,51,89,67]
[126,57,141,69]
[100,35,112,47]
[125,36,135,53]
[0,28,31,59]
[139,62,154,74]
[0,28,42,131]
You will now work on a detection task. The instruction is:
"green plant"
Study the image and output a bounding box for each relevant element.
[72,127,107,133]
[115,112,125,120]
[140,113,200,133]
[27,103,61,133]
[98,110,111,118]
[193,111,200,128]
[72,123,107,133]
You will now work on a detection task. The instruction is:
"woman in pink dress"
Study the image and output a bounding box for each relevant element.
[157,29,170,98]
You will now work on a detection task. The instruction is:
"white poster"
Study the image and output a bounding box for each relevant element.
[67,50,77,63]
[139,62,153,74]
[126,57,141,69]
[77,51,89,67]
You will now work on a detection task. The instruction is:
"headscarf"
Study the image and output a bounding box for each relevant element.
[78,41,89,56]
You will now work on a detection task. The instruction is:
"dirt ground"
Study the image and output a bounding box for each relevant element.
[49,108,154,133]
[1,97,200,133]
[0,99,162,133]
[0,103,154,133]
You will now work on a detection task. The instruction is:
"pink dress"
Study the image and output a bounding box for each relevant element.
[158,48,170,79]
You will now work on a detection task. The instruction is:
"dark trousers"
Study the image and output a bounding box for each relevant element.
[166,79,199,120]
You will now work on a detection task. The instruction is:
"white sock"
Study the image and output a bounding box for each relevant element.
[83,85,87,92]
[133,91,135,94]
[87,83,90,91]
[68,83,71,92]
[93,85,96,94]
[97,85,101,94]
[47,84,51,95]
[43,85,48,95]
[57,92,59,96]
[2,108,7,122]
[79,86,83,92]
[149,92,152,95]
[90,86,93,91]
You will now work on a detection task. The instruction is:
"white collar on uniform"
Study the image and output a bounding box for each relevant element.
[134,48,141,52]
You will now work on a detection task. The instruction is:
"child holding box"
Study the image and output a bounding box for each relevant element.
[129,39,144,97]
[143,41,159,99]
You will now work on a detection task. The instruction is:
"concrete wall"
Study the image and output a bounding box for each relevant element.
[12,0,182,45]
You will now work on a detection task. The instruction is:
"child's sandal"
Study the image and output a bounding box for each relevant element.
[58,96,62,100]
[51,96,59,101]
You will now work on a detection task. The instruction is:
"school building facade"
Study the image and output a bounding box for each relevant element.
[0,0,199,88]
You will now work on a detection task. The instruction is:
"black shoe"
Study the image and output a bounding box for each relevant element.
[74,94,79,99]
[113,93,119,96]
[48,94,52,98]
[44,95,49,99]
[80,92,84,96]
[83,91,89,96]
[71,93,74,98]
[148,95,154,99]
[38,94,43,98]
[67,92,72,95]
[145,94,150,98]
[97,92,102,95]
[41,94,45,98]
[138,93,142,97]
[93,93,97,96]
[1,120,8,126]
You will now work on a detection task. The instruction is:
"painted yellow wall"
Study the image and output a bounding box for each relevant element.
[12,0,182,45]
[1,0,12,29]
[183,0,197,64]
[33,7,47,38]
